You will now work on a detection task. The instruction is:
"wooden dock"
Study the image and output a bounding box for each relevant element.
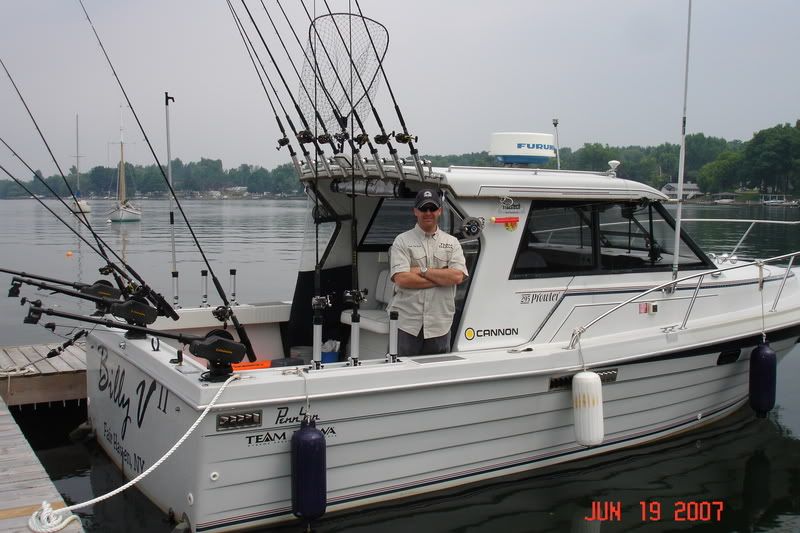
[0,343,87,532]
[0,343,87,406]
[0,394,84,532]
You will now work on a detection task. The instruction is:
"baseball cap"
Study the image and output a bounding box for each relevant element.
[414,188,442,210]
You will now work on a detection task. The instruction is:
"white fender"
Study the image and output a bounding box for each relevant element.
[572,371,604,446]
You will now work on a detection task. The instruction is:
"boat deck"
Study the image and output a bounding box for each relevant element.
[0,343,87,407]
[0,394,84,532]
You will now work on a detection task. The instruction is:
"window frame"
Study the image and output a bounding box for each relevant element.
[510,199,714,280]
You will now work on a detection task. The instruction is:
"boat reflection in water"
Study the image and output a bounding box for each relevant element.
[262,406,799,533]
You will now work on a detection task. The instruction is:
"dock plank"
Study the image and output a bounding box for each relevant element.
[0,343,88,406]
[29,344,72,374]
[64,344,87,367]
[65,344,87,366]
[56,346,86,372]
[3,348,33,374]
[0,396,83,532]
[18,345,58,375]
[0,348,17,371]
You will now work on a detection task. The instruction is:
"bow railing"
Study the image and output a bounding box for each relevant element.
[567,248,800,350]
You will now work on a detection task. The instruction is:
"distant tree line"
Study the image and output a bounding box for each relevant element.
[426,121,800,195]
[2,120,797,198]
[0,158,299,198]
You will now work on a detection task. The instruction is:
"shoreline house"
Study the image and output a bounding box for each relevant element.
[661,181,701,200]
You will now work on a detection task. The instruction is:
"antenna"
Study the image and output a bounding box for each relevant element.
[552,118,561,170]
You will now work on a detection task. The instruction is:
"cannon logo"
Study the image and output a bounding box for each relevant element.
[464,327,519,341]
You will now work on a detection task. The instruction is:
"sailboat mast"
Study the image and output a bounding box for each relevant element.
[75,114,80,195]
[118,108,126,204]
[671,0,692,280]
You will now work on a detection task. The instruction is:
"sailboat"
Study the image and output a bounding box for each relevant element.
[106,112,141,222]
[70,114,91,214]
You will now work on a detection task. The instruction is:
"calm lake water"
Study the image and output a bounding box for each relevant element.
[4,198,800,532]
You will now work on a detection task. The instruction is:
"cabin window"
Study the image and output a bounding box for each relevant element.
[359,198,417,250]
[358,194,473,250]
[510,200,710,279]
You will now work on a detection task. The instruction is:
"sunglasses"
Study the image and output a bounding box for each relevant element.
[417,205,439,212]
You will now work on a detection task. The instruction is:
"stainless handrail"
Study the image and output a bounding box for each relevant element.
[567,249,800,349]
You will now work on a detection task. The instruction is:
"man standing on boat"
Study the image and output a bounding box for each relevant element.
[391,188,468,355]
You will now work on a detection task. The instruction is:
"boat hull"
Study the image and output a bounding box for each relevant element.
[106,203,141,222]
[71,199,91,213]
[85,329,796,532]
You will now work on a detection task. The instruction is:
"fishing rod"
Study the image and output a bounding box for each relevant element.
[78,0,255,360]
[353,0,427,181]
[298,1,392,181]
[259,0,344,159]
[2,267,122,300]
[317,0,406,180]
[0,56,129,296]
[237,0,334,178]
[24,301,246,381]
[0,147,177,320]
[301,0,377,364]
[260,1,347,156]
[225,0,304,176]
[0,57,89,223]
[272,0,369,177]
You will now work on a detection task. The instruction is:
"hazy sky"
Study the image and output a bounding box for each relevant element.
[2,0,799,178]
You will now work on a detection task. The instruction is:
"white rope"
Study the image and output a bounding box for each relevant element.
[2,365,36,378]
[28,373,241,532]
[3,363,37,399]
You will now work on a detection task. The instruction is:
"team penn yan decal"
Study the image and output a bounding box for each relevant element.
[464,327,519,340]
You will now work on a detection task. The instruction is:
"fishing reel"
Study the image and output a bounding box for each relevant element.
[190,329,247,382]
[212,305,233,323]
[276,136,290,150]
[374,132,393,145]
[334,131,350,144]
[311,294,332,311]
[343,288,368,305]
[317,133,332,145]
[296,130,314,144]
[394,132,418,145]
[354,133,370,147]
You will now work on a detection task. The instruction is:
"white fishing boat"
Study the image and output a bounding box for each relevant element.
[70,114,91,214]
[106,113,141,222]
[16,4,800,533]
[72,146,800,532]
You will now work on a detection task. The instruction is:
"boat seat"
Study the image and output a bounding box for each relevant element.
[341,269,394,334]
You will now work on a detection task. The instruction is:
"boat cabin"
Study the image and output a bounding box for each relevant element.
[284,160,715,359]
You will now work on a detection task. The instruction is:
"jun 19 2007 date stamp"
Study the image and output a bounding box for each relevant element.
[586,500,724,522]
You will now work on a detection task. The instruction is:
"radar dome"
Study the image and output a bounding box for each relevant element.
[489,132,555,165]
